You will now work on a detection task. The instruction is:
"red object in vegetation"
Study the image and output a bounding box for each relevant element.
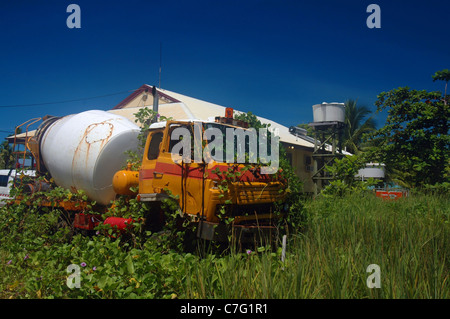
[375,191,405,200]
[103,217,134,232]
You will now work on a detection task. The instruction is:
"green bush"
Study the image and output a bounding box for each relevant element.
[321,155,378,197]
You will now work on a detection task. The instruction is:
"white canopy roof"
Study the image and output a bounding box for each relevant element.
[109,86,320,150]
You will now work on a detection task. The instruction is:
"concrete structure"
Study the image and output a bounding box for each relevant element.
[356,163,386,180]
[109,84,323,193]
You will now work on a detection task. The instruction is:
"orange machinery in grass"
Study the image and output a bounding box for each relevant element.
[113,109,287,241]
[14,107,286,242]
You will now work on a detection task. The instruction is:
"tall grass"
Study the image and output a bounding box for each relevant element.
[1,192,447,299]
[184,193,449,298]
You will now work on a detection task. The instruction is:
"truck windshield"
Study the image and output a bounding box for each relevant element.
[203,123,273,165]
[167,122,276,166]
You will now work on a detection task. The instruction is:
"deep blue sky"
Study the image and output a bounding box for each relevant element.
[0,0,449,141]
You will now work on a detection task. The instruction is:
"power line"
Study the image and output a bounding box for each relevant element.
[0,89,136,108]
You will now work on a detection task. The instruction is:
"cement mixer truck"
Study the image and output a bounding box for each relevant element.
[12,109,286,242]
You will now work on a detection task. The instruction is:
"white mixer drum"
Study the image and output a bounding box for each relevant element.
[39,110,140,205]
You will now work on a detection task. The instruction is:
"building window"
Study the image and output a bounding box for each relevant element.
[286,152,293,167]
[305,155,312,166]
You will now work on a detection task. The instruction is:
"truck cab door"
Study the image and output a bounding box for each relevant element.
[151,122,205,216]
[139,129,164,194]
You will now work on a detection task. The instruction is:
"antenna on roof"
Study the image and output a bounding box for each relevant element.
[152,86,159,118]
[159,42,162,89]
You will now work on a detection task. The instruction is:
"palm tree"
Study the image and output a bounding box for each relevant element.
[342,99,376,154]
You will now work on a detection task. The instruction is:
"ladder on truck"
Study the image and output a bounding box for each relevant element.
[12,118,41,171]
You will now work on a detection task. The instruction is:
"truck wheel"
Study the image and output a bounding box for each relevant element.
[143,202,165,233]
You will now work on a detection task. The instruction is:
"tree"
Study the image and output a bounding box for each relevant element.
[368,77,449,187]
[0,140,14,169]
[432,69,450,105]
[342,99,376,154]
[1,127,24,169]
[234,111,268,130]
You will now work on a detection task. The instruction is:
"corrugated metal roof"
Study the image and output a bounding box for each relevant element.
[111,85,318,150]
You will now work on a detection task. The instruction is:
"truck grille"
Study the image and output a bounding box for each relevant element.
[235,185,283,204]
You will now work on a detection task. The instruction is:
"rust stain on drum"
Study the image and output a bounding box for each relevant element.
[73,122,114,163]
[85,121,114,145]
[71,121,115,189]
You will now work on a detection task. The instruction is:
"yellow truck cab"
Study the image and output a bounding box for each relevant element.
[114,114,287,242]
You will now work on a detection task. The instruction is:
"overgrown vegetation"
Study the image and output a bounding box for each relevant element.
[321,155,378,197]
[1,191,448,299]
[234,111,305,228]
